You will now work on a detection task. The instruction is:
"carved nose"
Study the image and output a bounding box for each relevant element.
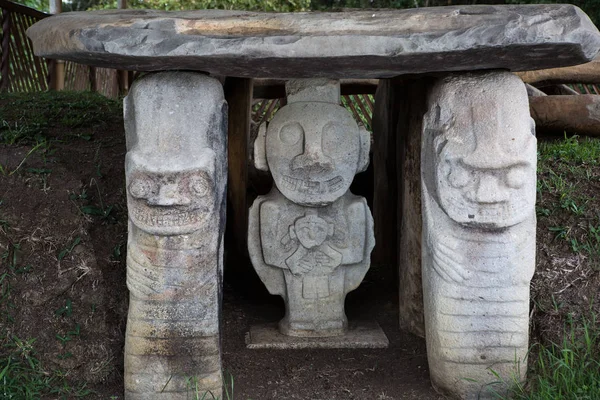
[474,175,509,204]
[147,183,191,206]
[291,144,333,174]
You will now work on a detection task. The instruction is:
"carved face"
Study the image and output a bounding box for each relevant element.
[266,103,361,206]
[294,214,331,249]
[431,75,537,228]
[125,152,216,236]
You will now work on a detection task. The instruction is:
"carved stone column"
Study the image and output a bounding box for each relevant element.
[247,80,386,347]
[123,72,227,399]
[421,71,536,399]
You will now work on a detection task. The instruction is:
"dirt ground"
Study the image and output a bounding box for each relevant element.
[0,93,598,399]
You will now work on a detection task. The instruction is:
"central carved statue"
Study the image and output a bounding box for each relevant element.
[248,79,375,338]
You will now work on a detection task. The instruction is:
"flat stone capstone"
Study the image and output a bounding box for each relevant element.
[26,5,600,78]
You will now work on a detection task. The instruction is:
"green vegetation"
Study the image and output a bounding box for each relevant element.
[0,91,121,147]
[537,135,600,267]
[0,228,93,398]
[505,314,600,399]
[0,335,93,398]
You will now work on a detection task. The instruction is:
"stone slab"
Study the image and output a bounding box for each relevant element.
[246,321,389,349]
[27,5,600,78]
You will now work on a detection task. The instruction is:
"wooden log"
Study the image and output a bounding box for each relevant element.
[517,56,600,85]
[396,77,431,338]
[530,94,600,136]
[224,77,253,268]
[371,80,398,269]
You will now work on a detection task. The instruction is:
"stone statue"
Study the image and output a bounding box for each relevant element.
[421,71,536,399]
[123,72,227,399]
[248,79,375,338]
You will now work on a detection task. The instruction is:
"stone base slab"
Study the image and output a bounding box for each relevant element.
[246,321,389,349]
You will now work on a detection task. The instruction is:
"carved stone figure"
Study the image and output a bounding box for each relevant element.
[421,71,536,399]
[248,79,374,338]
[123,72,227,399]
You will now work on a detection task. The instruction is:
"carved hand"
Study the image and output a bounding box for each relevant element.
[429,233,471,283]
[289,258,314,275]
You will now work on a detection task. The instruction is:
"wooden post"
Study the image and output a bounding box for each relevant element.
[0,9,11,91]
[117,0,129,95]
[371,80,398,268]
[89,66,97,92]
[396,78,431,338]
[224,78,253,275]
[49,0,64,91]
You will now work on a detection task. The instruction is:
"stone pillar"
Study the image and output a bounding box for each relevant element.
[123,72,227,399]
[248,79,375,338]
[421,71,536,399]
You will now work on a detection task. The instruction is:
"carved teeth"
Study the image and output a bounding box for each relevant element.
[131,207,203,227]
[444,195,527,223]
[281,175,343,195]
[326,176,344,192]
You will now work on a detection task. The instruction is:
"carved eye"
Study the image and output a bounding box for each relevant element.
[279,122,304,145]
[506,167,527,189]
[189,175,209,197]
[322,122,345,149]
[129,178,153,199]
[447,163,471,188]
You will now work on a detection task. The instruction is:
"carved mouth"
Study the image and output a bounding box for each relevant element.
[443,195,529,224]
[281,175,344,195]
[131,207,205,228]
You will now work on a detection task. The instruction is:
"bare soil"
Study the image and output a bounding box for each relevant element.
[0,93,598,399]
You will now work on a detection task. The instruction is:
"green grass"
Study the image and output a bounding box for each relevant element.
[0,335,93,399]
[537,134,600,266]
[0,233,93,398]
[506,314,600,400]
[0,91,121,146]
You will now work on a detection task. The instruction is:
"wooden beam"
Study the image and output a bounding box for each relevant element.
[224,77,253,265]
[530,94,600,136]
[48,0,64,91]
[396,77,431,338]
[371,80,398,269]
[116,0,129,95]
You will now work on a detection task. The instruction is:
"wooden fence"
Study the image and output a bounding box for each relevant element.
[0,0,121,96]
[252,94,374,131]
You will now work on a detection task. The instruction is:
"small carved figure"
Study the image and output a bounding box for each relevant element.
[249,79,374,338]
[124,72,227,399]
[421,71,536,399]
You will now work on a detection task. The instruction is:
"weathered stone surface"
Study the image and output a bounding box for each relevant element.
[421,71,536,399]
[246,321,389,349]
[27,5,600,78]
[248,80,376,338]
[124,72,227,399]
